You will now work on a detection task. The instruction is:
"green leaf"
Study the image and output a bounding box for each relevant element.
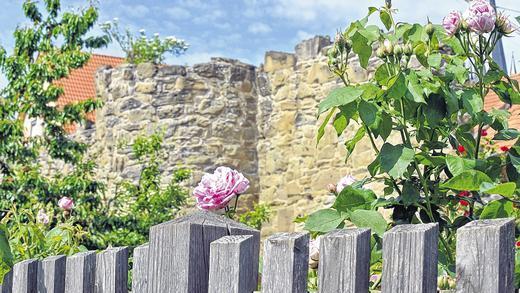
[378,111,392,141]
[424,93,447,127]
[441,170,492,191]
[483,69,504,84]
[509,152,520,174]
[317,109,335,145]
[379,143,415,178]
[388,73,407,100]
[462,90,483,115]
[414,42,429,67]
[318,86,364,115]
[379,10,392,30]
[480,199,514,219]
[401,181,420,206]
[333,186,377,212]
[493,129,520,141]
[516,16,520,25]
[406,72,426,103]
[333,112,348,136]
[427,53,442,68]
[304,209,346,233]
[446,155,476,176]
[352,31,372,69]
[358,100,379,129]
[479,182,517,197]
[345,126,366,160]
[349,210,387,236]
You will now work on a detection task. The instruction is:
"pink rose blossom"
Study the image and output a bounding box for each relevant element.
[464,0,496,34]
[443,11,463,36]
[58,196,74,211]
[36,209,50,224]
[336,175,356,193]
[193,166,250,210]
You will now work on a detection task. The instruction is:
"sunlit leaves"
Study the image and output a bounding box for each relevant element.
[441,170,492,191]
[318,86,363,115]
[379,143,414,178]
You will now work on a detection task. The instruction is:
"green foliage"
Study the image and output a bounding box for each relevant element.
[308,2,520,288]
[86,132,190,248]
[100,19,188,64]
[237,203,272,230]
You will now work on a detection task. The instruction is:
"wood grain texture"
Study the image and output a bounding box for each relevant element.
[208,235,258,293]
[65,251,96,293]
[37,255,66,293]
[12,259,38,293]
[318,229,371,293]
[95,247,128,293]
[382,223,438,293]
[131,244,149,293]
[261,232,309,293]
[147,211,259,293]
[0,270,13,293]
[456,218,515,293]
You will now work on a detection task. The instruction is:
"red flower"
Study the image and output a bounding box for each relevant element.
[459,200,469,206]
[457,145,466,153]
[500,146,510,152]
[516,241,520,248]
[481,129,488,137]
[458,191,471,197]
[464,211,470,217]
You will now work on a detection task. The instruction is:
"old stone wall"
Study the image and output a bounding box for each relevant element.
[78,58,260,204]
[78,36,384,235]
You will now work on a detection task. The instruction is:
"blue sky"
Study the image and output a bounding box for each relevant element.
[0,0,519,70]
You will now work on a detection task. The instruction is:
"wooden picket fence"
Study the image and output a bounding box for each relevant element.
[0,212,515,292]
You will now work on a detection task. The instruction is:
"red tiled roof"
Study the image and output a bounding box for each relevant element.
[55,54,124,131]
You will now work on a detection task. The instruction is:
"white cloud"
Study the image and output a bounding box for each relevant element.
[248,22,272,34]
[120,4,150,19]
[166,7,191,20]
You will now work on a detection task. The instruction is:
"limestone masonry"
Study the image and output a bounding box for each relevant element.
[77,36,382,235]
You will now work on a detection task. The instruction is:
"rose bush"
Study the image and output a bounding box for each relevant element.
[305,0,519,289]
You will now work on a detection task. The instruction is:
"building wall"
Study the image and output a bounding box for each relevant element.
[79,36,385,235]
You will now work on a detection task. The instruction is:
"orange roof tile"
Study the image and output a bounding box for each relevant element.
[55,54,124,132]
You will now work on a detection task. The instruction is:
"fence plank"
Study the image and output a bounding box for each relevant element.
[262,232,309,293]
[131,244,149,293]
[382,223,438,293]
[38,255,66,293]
[12,259,38,293]
[208,235,258,293]
[456,218,515,293]
[0,271,12,293]
[65,251,96,293]
[318,228,371,293]
[147,211,259,293]
[95,247,128,293]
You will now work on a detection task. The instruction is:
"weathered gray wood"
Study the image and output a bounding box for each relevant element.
[38,255,66,293]
[0,271,13,293]
[382,223,438,293]
[147,211,259,293]
[65,251,96,293]
[12,259,38,293]
[95,247,128,293]
[456,218,515,293]
[261,232,309,293]
[318,228,371,293]
[208,235,258,293]
[131,244,149,293]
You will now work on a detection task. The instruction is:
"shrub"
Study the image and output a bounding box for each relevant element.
[100,18,188,64]
[306,1,519,289]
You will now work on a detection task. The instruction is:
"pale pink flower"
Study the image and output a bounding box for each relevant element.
[36,209,50,225]
[464,0,496,34]
[336,175,356,193]
[327,183,337,194]
[58,196,74,211]
[193,167,250,210]
[443,11,463,36]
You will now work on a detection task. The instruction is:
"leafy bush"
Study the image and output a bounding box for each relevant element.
[306,1,519,288]
[100,18,188,64]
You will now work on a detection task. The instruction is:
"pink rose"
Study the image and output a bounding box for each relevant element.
[464,0,496,34]
[58,196,74,211]
[193,167,250,210]
[336,175,356,193]
[36,209,50,224]
[443,11,463,36]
